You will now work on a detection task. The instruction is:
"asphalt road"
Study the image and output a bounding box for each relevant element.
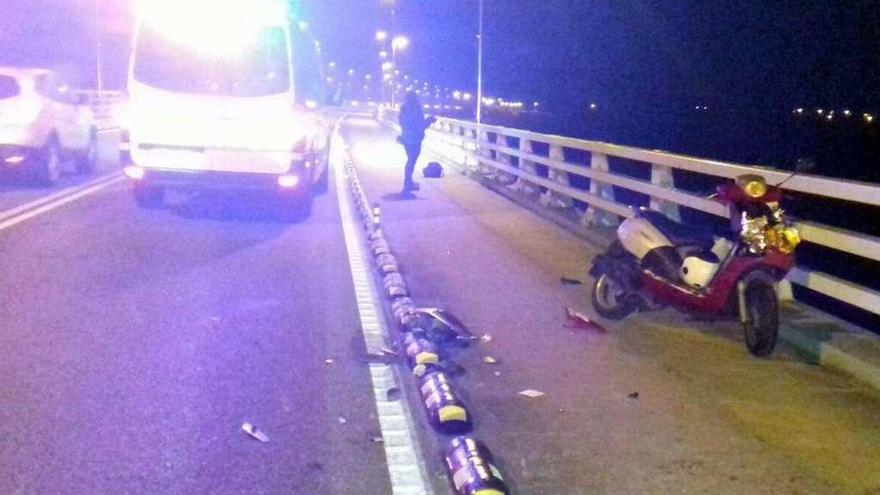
[343,117,880,495]
[0,163,395,493]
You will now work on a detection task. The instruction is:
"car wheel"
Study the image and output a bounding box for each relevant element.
[77,130,98,174]
[133,183,165,209]
[312,148,330,194]
[35,136,62,187]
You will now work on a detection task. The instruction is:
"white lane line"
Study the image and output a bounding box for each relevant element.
[0,174,124,232]
[333,137,435,495]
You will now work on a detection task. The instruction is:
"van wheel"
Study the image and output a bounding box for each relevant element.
[77,129,98,174]
[312,150,330,194]
[35,137,62,187]
[133,183,165,209]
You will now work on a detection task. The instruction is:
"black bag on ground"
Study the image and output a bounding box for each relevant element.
[423,162,444,178]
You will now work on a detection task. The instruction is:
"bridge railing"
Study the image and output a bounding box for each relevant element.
[397,112,880,318]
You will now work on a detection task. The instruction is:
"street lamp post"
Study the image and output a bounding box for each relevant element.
[476,0,484,126]
[391,36,409,107]
[94,0,103,92]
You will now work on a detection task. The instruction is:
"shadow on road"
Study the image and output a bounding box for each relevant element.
[165,192,313,224]
[381,191,423,201]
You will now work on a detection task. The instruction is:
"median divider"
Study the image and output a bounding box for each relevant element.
[338,123,512,494]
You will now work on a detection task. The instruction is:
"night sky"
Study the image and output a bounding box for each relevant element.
[0,0,877,112]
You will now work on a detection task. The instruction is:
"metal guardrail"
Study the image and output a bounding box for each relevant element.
[375,107,880,318]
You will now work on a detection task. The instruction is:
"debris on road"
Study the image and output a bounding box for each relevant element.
[325,358,335,364]
[493,371,501,377]
[563,307,607,333]
[241,423,270,443]
[628,392,640,399]
[338,416,347,425]
[371,436,385,443]
[482,356,500,365]
[480,334,493,343]
[560,277,584,286]
[380,346,399,357]
[519,389,545,399]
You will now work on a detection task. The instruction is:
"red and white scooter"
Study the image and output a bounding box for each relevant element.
[588,174,802,357]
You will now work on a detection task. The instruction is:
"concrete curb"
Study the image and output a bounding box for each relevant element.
[421,144,880,396]
[780,329,880,393]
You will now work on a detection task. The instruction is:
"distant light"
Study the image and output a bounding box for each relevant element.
[305,100,318,109]
[533,101,540,107]
[794,107,804,114]
[298,21,309,31]
[482,97,496,106]
[454,105,462,111]
[403,75,409,80]
[123,165,146,180]
[423,104,431,109]
[843,109,852,116]
[383,73,392,80]
[433,104,441,109]
[328,61,336,68]
[277,174,300,188]
[365,74,373,80]
[817,108,824,115]
[351,101,359,106]
[463,92,472,101]
[453,91,462,100]
[866,114,875,123]
[376,30,388,42]
[382,62,393,72]
[348,69,355,76]
[4,155,25,165]
[589,103,598,110]
[379,51,388,59]
[391,36,409,50]
[326,76,333,83]
[826,114,833,121]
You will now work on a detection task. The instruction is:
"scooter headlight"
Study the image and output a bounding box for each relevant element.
[736,174,768,198]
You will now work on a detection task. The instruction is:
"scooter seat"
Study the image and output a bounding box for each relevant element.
[638,210,715,248]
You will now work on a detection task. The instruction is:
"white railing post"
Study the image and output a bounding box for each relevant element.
[541,144,574,209]
[650,164,681,221]
[515,139,540,195]
[493,133,517,184]
[584,152,619,227]
[477,128,493,176]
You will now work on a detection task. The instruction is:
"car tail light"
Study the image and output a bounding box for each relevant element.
[277,174,300,188]
[123,165,146,180]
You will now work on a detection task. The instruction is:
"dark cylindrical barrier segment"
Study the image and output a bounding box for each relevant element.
[444,437,510,495]
[404,333,440,368]
[420,372,472,434]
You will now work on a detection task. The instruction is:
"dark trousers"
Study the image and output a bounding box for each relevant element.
[403,142,422,184]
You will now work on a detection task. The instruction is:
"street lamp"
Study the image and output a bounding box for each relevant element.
[391,36,409,107]
[477,0,484,126]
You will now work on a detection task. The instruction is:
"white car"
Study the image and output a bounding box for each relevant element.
[0,67,98,186]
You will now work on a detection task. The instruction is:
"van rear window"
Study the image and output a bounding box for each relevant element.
[0,76,20,99]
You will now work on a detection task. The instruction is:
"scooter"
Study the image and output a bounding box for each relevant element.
[588,174,802,357]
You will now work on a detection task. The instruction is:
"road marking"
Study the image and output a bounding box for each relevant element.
[0,174,123,232]
[333,132,434,495]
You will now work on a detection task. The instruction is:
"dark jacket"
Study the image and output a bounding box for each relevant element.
[398,104,433,146]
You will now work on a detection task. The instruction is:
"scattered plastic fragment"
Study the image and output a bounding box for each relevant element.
[519,389,545,399]
[482,356,499,365]
[338,416,347,425]
[493,371,501,377]
[242,423,269,443]
[325,358,335,364]
[563,307,607,333]
[480,334,493,343]
[380,346,399,356]
[628,392,640,399]
[371,436,385,443]
[560,277,584,286]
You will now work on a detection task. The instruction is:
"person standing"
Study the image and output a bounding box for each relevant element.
[397,92,436,192]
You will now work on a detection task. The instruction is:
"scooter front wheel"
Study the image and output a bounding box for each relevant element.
[742,276,779,358]
[591,273,637,320]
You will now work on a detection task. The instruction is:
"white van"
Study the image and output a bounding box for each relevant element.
[125,0,329,209]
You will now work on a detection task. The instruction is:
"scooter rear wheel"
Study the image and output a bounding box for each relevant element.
[742,277,779,358]
[591,273,637,320]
